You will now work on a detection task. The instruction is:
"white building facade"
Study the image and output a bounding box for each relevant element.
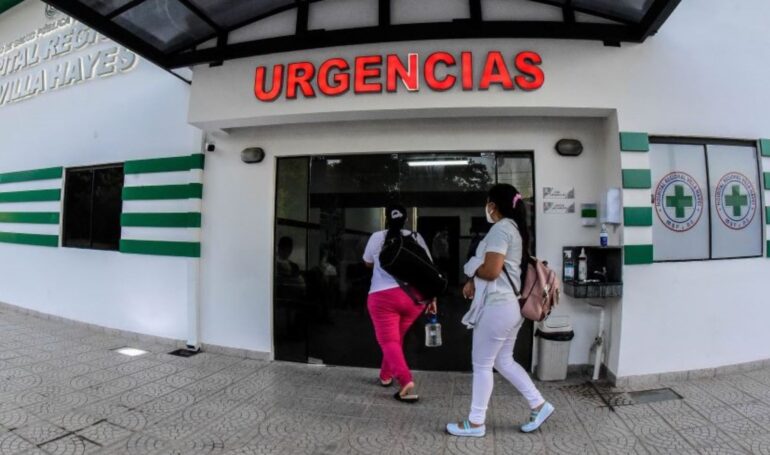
[1,0,769,386]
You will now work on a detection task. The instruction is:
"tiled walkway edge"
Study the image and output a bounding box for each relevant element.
[0,301,270,361]
[2,300,768,390]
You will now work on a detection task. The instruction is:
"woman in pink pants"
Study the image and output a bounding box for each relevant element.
[363,205,436,403]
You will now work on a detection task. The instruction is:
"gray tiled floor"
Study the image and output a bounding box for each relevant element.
[2,312,770,454]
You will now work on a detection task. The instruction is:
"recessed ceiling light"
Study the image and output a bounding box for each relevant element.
[114,347,148,357]
[407,160,470,167]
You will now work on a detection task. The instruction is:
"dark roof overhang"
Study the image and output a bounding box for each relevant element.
[41,0,681,70]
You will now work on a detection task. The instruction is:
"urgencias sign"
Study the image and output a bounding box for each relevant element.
[254,51,543,102]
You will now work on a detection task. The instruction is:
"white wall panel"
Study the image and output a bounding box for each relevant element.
[0,1,200,341]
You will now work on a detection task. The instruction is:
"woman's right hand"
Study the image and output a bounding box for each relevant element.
[462,280,475,300]
[424,298,438,315]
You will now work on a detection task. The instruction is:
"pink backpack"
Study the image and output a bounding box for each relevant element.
[504,257,560,322]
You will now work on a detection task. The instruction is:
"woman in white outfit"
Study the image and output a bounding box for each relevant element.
[447,184,554,437]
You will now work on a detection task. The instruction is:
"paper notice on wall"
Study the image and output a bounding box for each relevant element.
[543,187,575,199]
[544,201,576,214]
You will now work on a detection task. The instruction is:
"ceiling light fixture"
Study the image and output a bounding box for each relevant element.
[407,160,470,167]
[114,347,148,357]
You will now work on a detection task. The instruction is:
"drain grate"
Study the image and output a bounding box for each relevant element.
[169,348,200,358]
[562,382,684,411]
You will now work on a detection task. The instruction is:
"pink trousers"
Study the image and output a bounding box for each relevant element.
[367,287,424,387]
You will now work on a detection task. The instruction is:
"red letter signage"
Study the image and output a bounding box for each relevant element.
[479,51,514,90]
[253,50,543,101]
[386,53,418,92]
[286,62,315,99]
[424,52,457,91]
[318,58,350,96]
[354,55,383,93]
[254,64,284,102]
[514,51,545,91]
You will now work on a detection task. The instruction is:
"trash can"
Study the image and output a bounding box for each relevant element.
[535,316,574,381]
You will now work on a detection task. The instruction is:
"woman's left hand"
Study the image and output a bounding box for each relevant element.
[424,298,437,315]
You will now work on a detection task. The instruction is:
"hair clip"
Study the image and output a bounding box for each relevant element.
[390,210,404,219]
[512,193,523,208]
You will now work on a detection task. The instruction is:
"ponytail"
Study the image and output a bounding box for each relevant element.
[488,184,530,270]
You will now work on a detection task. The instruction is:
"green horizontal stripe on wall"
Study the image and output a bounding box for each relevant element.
[764,173,770,191]
[120,239,200,258]
[767,241,770,258]
[622,169,652,189]
[760,139,770,157]
[620,132,649,152]
[122,183,202,200]
[624,244,653,265]
[0,212,59,224]
[766,207,770,225]
[0,167,62,184]
[581,208,598,218]
[0,189,61,203]
[125,154,204,175]
[0,231,58,247]
[624,207,653,227]
[121,212,201,228]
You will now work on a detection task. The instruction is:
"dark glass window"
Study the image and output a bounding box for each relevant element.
[81,0,135,15]
[188,0,295,28]
[63,164,125,250]
[113,0,215,53]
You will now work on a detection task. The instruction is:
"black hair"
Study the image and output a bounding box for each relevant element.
[385,204,407,240]
[277,236,294,260]
[487,184,530,270]
[278,236,294,251]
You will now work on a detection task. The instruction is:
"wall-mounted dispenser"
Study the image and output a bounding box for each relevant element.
[601,187,622,225]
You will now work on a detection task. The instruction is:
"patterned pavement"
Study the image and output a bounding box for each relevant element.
[2,310,770,454]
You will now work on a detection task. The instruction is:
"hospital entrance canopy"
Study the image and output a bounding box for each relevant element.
[41,0,681,71]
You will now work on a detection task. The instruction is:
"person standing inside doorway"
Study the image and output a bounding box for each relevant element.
[363,205,437,403]
[447,184,554,437]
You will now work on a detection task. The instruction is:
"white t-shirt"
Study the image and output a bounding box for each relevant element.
[477,219,523,296]
[363,230,431,294]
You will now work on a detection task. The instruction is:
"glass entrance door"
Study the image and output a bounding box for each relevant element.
[273,152,534,371]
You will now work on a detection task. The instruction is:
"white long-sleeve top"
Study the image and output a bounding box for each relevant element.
[460,255,496,329]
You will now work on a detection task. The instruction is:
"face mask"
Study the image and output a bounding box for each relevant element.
[485,204,495,224]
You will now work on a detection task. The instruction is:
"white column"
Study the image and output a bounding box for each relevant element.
[186,166,204,350]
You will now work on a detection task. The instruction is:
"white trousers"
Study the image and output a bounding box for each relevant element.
[469,300,545,425]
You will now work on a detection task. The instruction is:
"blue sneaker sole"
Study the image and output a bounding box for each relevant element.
[520,407,554,433]
[446,429,486,437]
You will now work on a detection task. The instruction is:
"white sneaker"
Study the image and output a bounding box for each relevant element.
[520,402,555,433]
[446,421,486,437]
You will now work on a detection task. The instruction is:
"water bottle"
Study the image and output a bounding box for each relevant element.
[425,314,442,347]
[563,250,575,281]
[600,224,609,247]
[578,248,588,282]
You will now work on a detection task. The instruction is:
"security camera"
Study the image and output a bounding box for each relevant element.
[205,142,216,152]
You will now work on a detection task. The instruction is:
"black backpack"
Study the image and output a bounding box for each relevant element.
[379,232,448,301]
